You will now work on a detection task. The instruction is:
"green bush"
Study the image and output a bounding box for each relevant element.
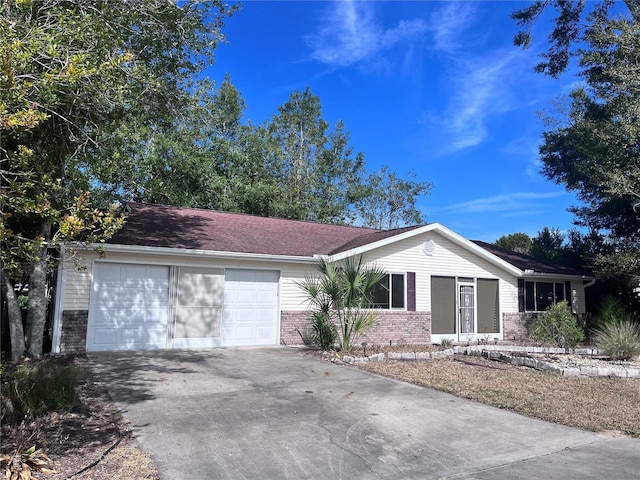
[533,301,585,349]
[594,320,640,361]
[1,359,81,424]
[592,296,630,331]
[310,311,338,350]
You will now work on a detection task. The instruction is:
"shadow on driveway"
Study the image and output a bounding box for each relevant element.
[89,349,222,405]
[89,347,640,480]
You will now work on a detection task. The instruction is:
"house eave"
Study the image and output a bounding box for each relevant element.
[68,243,320,264]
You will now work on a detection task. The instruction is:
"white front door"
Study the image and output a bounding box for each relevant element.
[88,263,170,351]
[221,269,280,346]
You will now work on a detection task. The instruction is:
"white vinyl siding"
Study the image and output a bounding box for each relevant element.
[62,263,93,310]
[355,232,519,315]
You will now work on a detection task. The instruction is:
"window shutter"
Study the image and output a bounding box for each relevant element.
[407,272,416,311]
[518,279,525,312]
[564,281,571,303]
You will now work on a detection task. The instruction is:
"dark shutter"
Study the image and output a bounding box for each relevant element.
[518,279,525,312]
[407,272,416,311]
[565,281,571,304]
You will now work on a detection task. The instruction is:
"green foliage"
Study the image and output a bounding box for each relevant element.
[1,0,236,359]
[513,1,640,281]
[494,233,532,255]
[298,256,386,352]
[594,320,640,361]
[310,312,338,351]
[1,359,81,424]
[531,227,564,263]
[354,166,433,229]
[533,302,585,349]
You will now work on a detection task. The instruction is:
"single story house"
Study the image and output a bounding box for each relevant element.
[51,203,595,352]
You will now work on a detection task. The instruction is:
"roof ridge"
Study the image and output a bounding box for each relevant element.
[128,201,383,232]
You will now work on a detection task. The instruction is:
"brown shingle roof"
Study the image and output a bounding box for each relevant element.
[472,241,592,277]
[109,203,394,257]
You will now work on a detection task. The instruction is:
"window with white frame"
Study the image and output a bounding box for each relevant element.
[525,281,566,312]
[371,273,405,309]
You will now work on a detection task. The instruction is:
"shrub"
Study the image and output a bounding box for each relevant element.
[310,312,338,350]
[592,296,630,331]
[1,359,81,424]
[594,320,640,361]
[298,256,386,352]
[533,301,585,349]
[0,446,57,479]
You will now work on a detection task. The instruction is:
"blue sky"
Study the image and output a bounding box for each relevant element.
[207,0,584,242]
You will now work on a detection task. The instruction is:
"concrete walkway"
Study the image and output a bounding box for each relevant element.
[89,348,640,480]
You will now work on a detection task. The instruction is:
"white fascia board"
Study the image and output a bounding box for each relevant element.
[83,243,318,264]
[327,223,524,277]
[522,272,596,282]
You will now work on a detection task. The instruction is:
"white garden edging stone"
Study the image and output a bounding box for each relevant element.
[376,345,640,379]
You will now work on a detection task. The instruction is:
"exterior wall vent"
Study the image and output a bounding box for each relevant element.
[423,239,436,256]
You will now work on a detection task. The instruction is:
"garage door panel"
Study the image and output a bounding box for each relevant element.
[222,269,279,346]
[118,326,166,345]
[88,263,169,351]
[90,329,118,346]
[96,287,146,307]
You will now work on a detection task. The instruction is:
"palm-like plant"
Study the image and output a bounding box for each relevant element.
[299,256,386,351]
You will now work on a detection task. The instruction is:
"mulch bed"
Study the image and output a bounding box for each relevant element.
[1,356,158,479]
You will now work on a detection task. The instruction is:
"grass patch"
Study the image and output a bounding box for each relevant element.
[1,358,81,424]
[360,357,640,437]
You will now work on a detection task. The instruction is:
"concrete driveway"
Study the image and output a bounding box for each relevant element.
[89,348,639,480]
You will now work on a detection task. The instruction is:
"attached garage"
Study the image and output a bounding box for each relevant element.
[86,263,280,351]
[222,269,280,347]
[88,263,170,351]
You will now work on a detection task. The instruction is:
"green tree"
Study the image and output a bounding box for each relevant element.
[494,233,532,254]
[354,166,432,229]
[0,0,236,359]
[531,227,565,263]
[298,257,386,352]
[265,87,366,224]
[513,1,640,281]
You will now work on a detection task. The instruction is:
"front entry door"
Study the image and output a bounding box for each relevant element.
[458,283,476,341]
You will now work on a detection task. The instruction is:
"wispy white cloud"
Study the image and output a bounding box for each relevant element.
[442,191,567,214]
[427,2,478,54]
[305,1,426,69]
[422,3,540,152]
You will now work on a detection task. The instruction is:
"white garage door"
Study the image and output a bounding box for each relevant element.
[87,263,170,351]
[222,269,279,346]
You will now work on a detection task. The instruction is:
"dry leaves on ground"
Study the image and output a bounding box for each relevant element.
[1,356,159,480]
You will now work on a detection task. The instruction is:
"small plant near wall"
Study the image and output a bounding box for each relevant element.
[533,301,585,349]
[298,256,386,352]
[310,312,338,351]
[440,338,454,348]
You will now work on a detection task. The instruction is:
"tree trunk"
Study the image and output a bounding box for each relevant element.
[26,222,52,359]
[1,269,26,361]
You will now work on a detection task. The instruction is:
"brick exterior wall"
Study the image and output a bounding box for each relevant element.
[503,312,539,342]
[60,310,89,353]
[280,310,431,347]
